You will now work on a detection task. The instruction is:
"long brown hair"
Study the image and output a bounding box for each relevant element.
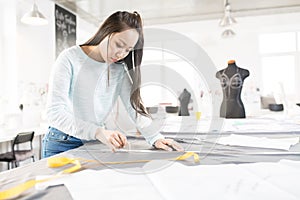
[80,11,149,117]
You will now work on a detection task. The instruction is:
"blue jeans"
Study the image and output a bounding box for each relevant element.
[42,127,83,158]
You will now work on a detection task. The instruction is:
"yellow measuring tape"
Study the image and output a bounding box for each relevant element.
[0,158,81,200]
[0,152,199,199]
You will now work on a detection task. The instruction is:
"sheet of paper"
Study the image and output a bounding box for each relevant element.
[222,119,280,132]
[159,116,300,134]
[216,134,299,150]
[240,161,300,198]
[60,159,300,200]
[222,118,300,133]
[143,160,299,200]
[62,168,164,200]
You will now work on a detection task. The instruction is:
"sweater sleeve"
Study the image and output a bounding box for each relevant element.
[119,72,164,145]
[46,49,99,140]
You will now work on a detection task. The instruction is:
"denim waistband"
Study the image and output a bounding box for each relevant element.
[48,126,68,135]
[48,126,88,142]
[48,127,81,140]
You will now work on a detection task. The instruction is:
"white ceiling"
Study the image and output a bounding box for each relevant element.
[51,0,300,26]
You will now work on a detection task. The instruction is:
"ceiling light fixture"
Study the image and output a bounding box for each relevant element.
[221,29,236,38]
[219,0,236,27]
[21,0,48,26]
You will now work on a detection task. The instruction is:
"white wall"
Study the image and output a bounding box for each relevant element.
[16,0,55,85]
[150,12,300,89]
[15,0,97,88]
[145,12,300,116]
[0,0,17,113]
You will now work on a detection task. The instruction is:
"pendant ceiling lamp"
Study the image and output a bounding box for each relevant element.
[219,0,236,38]
[219,0,237,27]
[221,29,236,38]
[21,0,48,26]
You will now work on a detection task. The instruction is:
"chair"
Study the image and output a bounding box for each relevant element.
[0,131,35,170]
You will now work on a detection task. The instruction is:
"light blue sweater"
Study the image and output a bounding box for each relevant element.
[46,46,163,145]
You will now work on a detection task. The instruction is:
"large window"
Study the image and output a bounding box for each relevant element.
[141,49,199,107]
[261,55,295,94]
[259,32,300,98]
[141,48,209,113]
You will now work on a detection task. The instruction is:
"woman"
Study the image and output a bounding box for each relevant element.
[42,11,183,158]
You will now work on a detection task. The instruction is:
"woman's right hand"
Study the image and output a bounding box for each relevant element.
[95,128,127,151]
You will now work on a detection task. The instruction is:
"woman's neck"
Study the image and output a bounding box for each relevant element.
[81,45,105,63]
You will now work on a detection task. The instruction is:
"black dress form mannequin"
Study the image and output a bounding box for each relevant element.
[178,88,191,116]
[216,60,250,118]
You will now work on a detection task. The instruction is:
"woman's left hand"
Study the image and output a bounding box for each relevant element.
[154,138,184,152]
